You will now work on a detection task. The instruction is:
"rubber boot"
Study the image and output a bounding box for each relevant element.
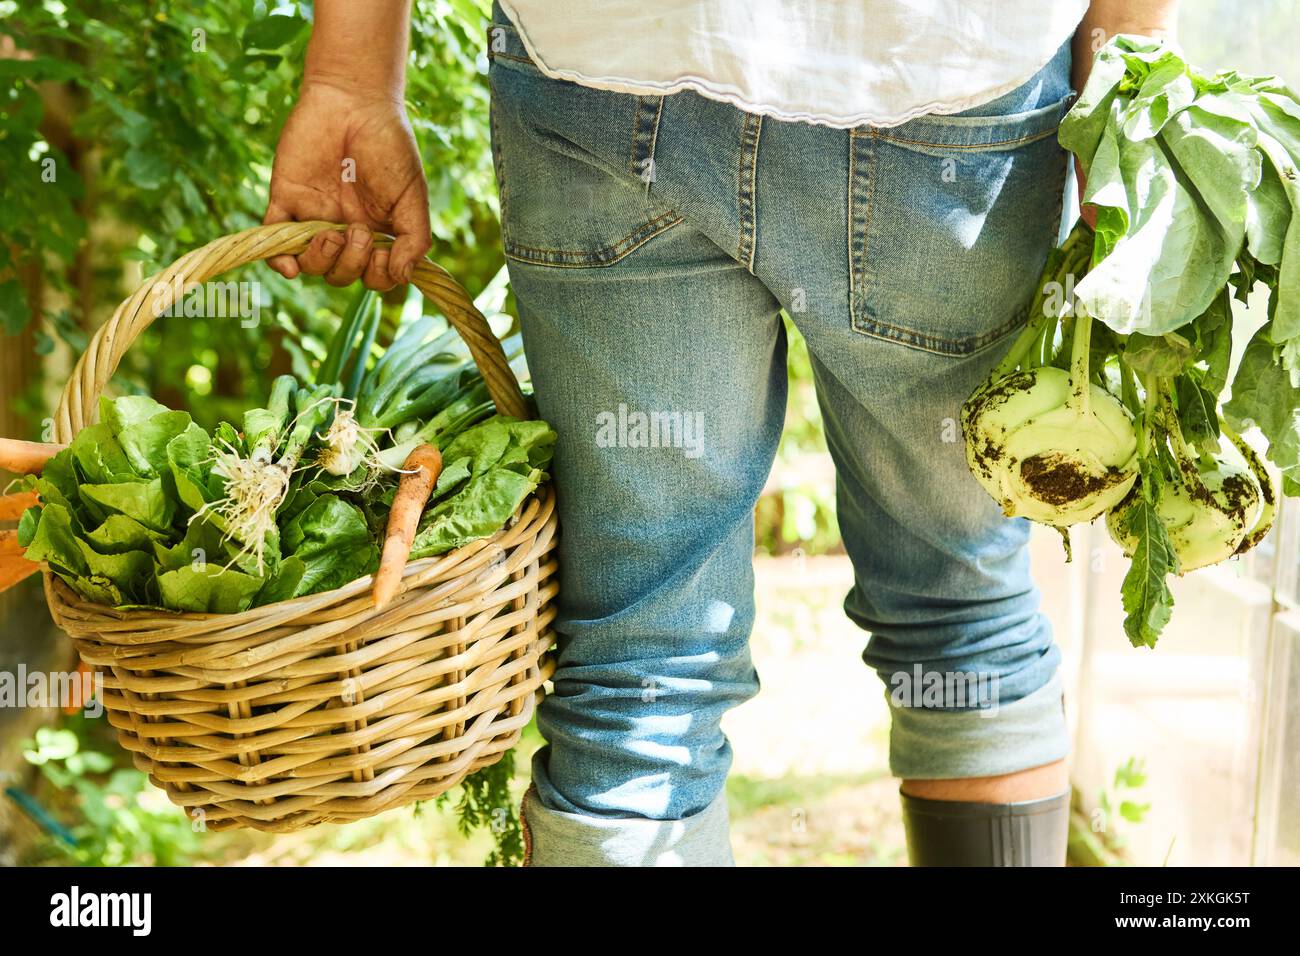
[899,789,1071,866]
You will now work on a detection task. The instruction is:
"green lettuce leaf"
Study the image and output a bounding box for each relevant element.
[71,423,137,485]
[83,514,167,555]
[410,468,539,559]
[73,541,155,602]
[78,478,175,534]
[34,447,81,514]
[19,502,89,578]
[117,410,200,479]
[157,564,265,614]
[408,416,555,559]
[100,394,171,433]
[278,494,377,598]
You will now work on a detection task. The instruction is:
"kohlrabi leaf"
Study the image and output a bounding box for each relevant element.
[1175,374,1221,446]
[1074,128,1232,335]
[1195,288,1235,395]
[1119,498,1178,648]
[1123,331,1194,377]
[1250,128,1300,341]
[1224,325,1300,491]
[1242,136,1292,266]
[1159,101,1257,245]
[1120,52,1195,141]
[1060,41,1138,172]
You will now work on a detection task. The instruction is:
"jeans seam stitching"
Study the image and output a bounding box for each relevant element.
[853,308,1027,355]
[849,129,878,331]
[504,212,684,266]
[866,126,1060,150]
[488,50,533,66]
[630,95,665,184]
[489,98,509,251]
[736,112,762,272]
[520,783,535,867]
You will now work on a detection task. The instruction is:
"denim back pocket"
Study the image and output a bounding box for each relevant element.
[848,49,1076,356]
[487,18,681,268]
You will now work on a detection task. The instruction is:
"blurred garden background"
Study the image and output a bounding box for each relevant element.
[2,0,1300,866]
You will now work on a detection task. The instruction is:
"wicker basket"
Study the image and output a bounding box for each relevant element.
[42,221,559,832]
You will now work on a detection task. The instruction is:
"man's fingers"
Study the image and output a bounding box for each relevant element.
[1074,163,1097,229]
[266,254,301,279]
[298,230,348,277]
[387,232,432,286]
[385,185,433,284]
[363,249,397,292]
[325,224,374,287]
[262,200,301,279]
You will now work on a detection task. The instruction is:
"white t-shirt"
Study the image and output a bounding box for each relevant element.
[497,0,1090,129]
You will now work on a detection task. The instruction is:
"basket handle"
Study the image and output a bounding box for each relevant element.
[52,220,529,442]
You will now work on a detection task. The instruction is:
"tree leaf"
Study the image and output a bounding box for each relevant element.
[0,279,31,335]
[123,146,170,190]
[242,14,306,51]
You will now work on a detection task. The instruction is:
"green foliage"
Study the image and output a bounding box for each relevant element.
[22,719,201,867]
[1068,756,1153,866]
[755,316,840,556]
[0,0,498,434]
[437,751,523,867]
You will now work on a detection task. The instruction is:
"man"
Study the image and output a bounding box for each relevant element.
[265,0,1179,866]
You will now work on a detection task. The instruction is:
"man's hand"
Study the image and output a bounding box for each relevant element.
[1070,0,1181,227]
[263,0,429,290]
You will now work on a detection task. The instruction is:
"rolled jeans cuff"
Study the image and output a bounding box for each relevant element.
[521,774,735,867]
[887,668,1070,780]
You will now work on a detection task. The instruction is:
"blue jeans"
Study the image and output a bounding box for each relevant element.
[488,5,1075,866]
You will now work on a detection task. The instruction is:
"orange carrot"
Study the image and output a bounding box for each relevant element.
[1,529,22,554]
[0,438,65,475]
[0,552,40,593]
[0,490,39,520]
[372,443,442,610]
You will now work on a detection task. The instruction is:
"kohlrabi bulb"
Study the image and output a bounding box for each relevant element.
[1107,446,1263,573]
[1226,430,1277,557]
[962,366,1138,527]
